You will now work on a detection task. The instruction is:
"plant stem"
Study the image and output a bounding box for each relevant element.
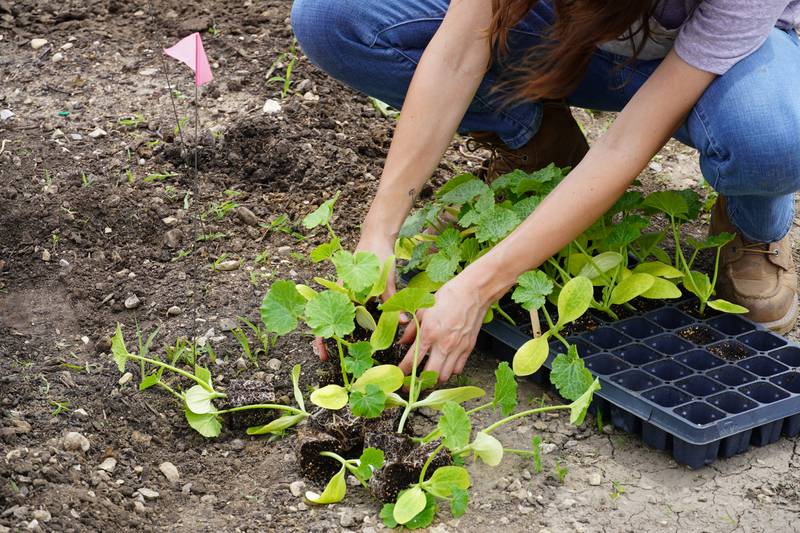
[573,240,614,286]
[416,402,495,443]
[418,443,445,484]
[503,448,538,456]
[397,314,422,434]
[216,404,306,416]
[493,304,516,326]
[124,353,212,391]
[320,451,368,488]
[483,405,569,434]
[156,381,183,401]
[335,338,350,388]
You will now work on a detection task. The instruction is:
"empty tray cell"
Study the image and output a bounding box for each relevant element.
[645,334,694,355]
[585,354,630,376]
[770,371,800,394]
[707,391,758,414]
[643,386,692,408]
[674,402,726,426]
[739,331,787,352]
[643,359,693,381]
[739,382,790,404]
[706,314,755,336]
[676,349,726,371]
[737,356,789,377]
[706,341,754,362]
[613,344,663,366]
[675,375,724,397]
[551,338,599,357]
[585,327,631,350]
[646,307,694,329]
[617,317,663,339]
[611,369,662,392]
[707,366,757,387]
[676,325,723,346]
[772,346,800,367]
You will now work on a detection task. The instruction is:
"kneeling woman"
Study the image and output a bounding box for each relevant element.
[291,0,800,381]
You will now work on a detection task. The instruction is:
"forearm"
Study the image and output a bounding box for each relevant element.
[362,0,492,239]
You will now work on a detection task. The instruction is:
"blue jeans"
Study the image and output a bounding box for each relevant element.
[291,0,800,243]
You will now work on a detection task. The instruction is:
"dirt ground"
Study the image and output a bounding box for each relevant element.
[2,1,800,532]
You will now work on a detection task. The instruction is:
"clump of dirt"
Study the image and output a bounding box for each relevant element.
[677,326,719,346]
[369,440,452,503]
[708,341,751,361]
[677,299,721,320]
[561,313,602,336]
[220,379,283,430]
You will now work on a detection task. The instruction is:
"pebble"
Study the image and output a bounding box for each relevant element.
[31,510,50,522]
[88,127,107,139]
[235,358,247,370]
[230,439,245,452]
[302,91,320,102]
[602,425,614,434]
[26,519,39,530]
[506,479,523,492]
[137,488,159,500]
[124,295,141,309]
[98,458,117,473]
[236,206,258,226]
[51,52,63,62]
[588,471,602,486]
[42,249,51,262]
[200,494,217,504]
[159,462,180,483]
[541,443,557,455]
[163,228,184,248]
[31,38,48,49]
[564,439,578,449]
[262,99,282,114]
[289,480,305,497]
[167,306,183,317]
[133,501,146,514]
[522,469,532,480]
[162,216,178,225]
[266,358,281,372]
[216,260,240,271]
[69,133,82,141]
[0,109,13,121]
[62,432,90,452]
[118,372,133,385]
[73,408,89,418]
[339,508,356,528]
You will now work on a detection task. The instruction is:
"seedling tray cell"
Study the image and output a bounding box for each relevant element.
[479,298,800,468]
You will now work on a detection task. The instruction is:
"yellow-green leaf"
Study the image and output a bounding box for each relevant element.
[640,277,682,299]
[413,386,485,410]
[407,270,444,292]
[707,299,749,314]
[184,385,217,414]
[305,466,347,504]
[312,277,349,295]
[556,276,594,327]
[471,431,504,466]
[393,486,427,525]
[576,251,623,279]
[247,413,307,435]
[111,323,130,372]
[632,261,683,279]
[610,273,655,305]
[296,284,317,301]
[370,311,400,351]
[512,335,550,377]
[310,384,348,410]
[351,365,404,394]
[355,305,377,331]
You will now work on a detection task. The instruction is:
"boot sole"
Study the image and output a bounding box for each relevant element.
[751,296,800,335]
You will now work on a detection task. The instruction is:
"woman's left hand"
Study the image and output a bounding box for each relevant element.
[397,272,492,383]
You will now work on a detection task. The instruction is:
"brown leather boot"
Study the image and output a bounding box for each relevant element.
[709,198,799,334]
[468,106,589,182]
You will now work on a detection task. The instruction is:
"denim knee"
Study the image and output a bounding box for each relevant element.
[290,0,361,77]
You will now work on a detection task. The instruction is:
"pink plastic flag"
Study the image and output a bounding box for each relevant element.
[164,32,213,86]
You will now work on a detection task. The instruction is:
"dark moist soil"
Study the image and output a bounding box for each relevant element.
[677,299,722,320]
[708,341,751,361]
[560,313,602,337]
[677,326,718,346]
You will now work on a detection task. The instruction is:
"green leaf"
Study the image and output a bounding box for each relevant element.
[606,216,648,249]
[304,291,356,338]
[384,392,409,408]
[471,431,503,466]
[405,493,437,529]
[413,386,486,409]
[678,189,702,220]
[184,385,217,414]
[404,370,439,392]
[569,378,601,425]
[349,384,386,418]
[260,281,307,335]
[111,324,129,372]
[425,465,471,497]
[380,504,399,528]
[381,287,435,314]
[355,305,377,331]
[512,335,550,377]
[351,364,405,394]
[394,486,428,525]
[426,251,461,283]
[611,191,643,213]
[184,409,221,438]
[683,271,712,300]
[194,364,212,387]
[460,237,482,264]
[687,232,735,251]
[576,252,623,279]
[642,190,688,218]
[344,341,375,378]
[707,299,749,314]
[305,465,346,504]
[407,271,444,292]
[493,362,518,417]
[512,270,554,311]
[354,447,385,481]
[332,251,382,293]
[632,261,684,279]
[550,345,595,401]
[435,227,462,255]
[610,273,655,306]
[450,487,469,518]
[310,384,348,410]
[640,277,682,299]
[291,364,305,412]
[436,172,477,197]
[511,195,542,219]
[475,205,520,243]
[556,276,594,328]
[370,311,400,351]
[438,402,472,451]
[440,178,490,205]
[309,238,342,263]
[139,373,159,391]
[246,413,306,435]
[312,277,350,295]
[368,255,395,299]
[302,191,340,229]
[399,206,433,239]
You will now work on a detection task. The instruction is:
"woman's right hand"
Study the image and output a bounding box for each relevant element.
[313,232,406,361]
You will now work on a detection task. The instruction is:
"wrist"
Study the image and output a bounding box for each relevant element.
[460,256,519,308]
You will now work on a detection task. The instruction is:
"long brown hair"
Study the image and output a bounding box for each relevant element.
[489,0,656,101]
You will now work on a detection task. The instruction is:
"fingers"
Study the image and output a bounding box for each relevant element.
[398,318,417,345]
[382,270,410,324]
[313,337,328,361]
[423,345,450,383]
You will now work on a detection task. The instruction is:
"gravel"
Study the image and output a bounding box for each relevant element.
[62,432,90,452]
[159,462,180,483]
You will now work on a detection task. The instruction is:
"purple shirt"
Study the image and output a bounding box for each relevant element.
[657,0,800,74]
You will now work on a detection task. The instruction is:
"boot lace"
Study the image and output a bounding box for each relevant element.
[733,242,780,256]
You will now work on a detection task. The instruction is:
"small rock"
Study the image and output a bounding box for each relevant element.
[137,488,159,500]
[31,510,50,522]
[26,519,39,531]
[588,471,602,486]
[131,431,152,446]
[506,479,523,492]
[200,494,217,504]
[541,443,557,455]
[167,306,183,317]
[0,109,14,121]
[51,52,63,62]
[346,475,360,487]
[88,127,107,139]
[42,249,51,262]
[31,38,48,49]
[73,408,89,418]
[97,458,117,473]
[236,206,258,226]
[235,358,247,371]
[118,372,133,385]
[289,480,305,497]
[159,462,180,483]
[63,432,90,452]
[560,498,576,510]
[124,295,141,309]
[163,228,184,249]
[61,43,73,50]
[522,469,532,480]
[230,439,245,452]
[563,439,578,449]
[602,425,614,434]
[219,318,238,331]
[161,216,178,225]
[266,358,281,372]
[302,91,319,102]
[262,99,281,114]
[339,508,355,528]
[133,501,146,514]
[215,260,240,271]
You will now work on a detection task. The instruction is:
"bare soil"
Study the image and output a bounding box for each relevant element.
[2,1,800,532]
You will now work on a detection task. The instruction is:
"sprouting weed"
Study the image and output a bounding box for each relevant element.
[80,173,94,188]
[210,253,229,272]
[144,172,179,183]
[204,200,239,221]
[610,481,626,500]
[554,461,569,483]
[531,435,543,474]
[49,400,70,416]
[254,250,269,264]
[171,249,191,262]
[117,113,146,128]
[196,232,226,242]
[266,40,298,99]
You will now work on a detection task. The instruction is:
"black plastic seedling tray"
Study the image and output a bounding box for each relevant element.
[478,298,800,468]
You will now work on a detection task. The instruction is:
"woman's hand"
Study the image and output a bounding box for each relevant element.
[397,271,492,383]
